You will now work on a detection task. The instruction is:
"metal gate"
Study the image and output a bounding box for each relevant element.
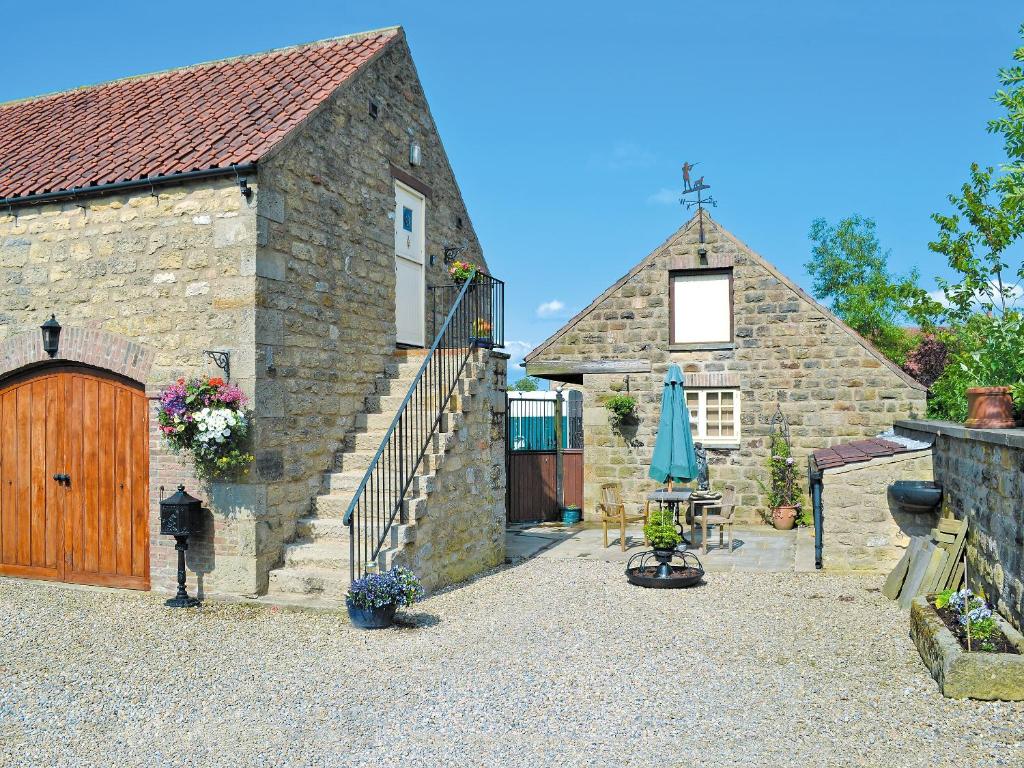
[506,391,583,523]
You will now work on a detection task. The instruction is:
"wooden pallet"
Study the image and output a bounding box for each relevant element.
[884,517,967,606]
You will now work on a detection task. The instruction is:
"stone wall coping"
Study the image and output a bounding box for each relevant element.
[821,447,933,476]
[895,419,1024,451]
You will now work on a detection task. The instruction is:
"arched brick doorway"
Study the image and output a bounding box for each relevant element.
[0,364,150,589]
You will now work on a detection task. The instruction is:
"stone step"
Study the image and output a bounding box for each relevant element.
[295,515,349,541]
[266,566,348,598]
[313,494,350,518]
[282,540,349,570]
[313,492,430,524]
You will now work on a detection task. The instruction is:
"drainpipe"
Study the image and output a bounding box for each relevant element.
[554,385,565,512]
[808,457,824,569]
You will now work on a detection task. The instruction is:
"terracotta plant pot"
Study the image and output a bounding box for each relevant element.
[771,505,798,530]
[965,387,1016,429]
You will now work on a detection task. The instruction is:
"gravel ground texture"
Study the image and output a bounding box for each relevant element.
[2,560,1023,768]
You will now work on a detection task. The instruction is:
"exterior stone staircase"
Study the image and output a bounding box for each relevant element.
[263,348,486,606]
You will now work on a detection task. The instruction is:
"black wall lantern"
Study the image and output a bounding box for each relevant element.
[159,485,203,608]
[40,314,61,358]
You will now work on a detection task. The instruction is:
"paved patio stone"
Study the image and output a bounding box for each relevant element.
[507,522,809,573]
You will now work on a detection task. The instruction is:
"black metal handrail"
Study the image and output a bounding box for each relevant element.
[344,270,505,580]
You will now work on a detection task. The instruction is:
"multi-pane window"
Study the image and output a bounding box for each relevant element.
[685,389,741,444]
[670,270,733,345]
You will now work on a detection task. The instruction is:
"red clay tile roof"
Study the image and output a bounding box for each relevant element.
[812,438,912,470]
[0,28,399,200]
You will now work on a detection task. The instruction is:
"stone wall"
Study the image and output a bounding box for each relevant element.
[400,351,507,591]
[527,215,927,523]
[896,420,1024,634]
[821,450,935,572]
[0,180,259,595]
[249,37,489,591]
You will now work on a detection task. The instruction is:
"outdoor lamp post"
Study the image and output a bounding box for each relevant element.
[159,485,202,608]
[40,314,61,358]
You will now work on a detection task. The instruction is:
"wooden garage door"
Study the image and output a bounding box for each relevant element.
[0,367,149,589]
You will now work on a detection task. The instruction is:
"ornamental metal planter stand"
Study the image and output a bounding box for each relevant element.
[159,486,202,608]
[625,548,705,589]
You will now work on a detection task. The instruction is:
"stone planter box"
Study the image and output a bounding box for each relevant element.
[910,595,1024,700]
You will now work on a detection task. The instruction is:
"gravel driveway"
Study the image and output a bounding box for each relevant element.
[2,560,1022,767]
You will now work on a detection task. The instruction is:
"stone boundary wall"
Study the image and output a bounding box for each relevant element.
[401,350,507,591]
[896,420,1024,633]
[821,450,935,572]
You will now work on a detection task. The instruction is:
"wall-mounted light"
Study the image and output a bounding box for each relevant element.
[40,314,61,358]
[409,142,422,167]
[238,178,253,201]
[697,246,709,266]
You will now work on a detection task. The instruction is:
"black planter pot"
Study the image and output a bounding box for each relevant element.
[652,547,676,578]
[346,601,398,629]
[887,481,943,515]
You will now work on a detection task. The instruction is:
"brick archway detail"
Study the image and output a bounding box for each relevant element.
[0,327,155,384]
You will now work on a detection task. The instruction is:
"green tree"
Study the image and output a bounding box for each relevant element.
[510,376,540,392]
[910,23,1024,419]
[806,215,922,364]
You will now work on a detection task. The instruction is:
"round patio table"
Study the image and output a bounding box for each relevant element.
[645,489,694,546]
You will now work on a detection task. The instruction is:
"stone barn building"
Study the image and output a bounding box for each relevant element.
[0,27,507,604]
[524,212,926,523]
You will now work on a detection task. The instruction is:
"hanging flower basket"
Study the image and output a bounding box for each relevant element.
[157,377,254,479]
[448,259,480,283]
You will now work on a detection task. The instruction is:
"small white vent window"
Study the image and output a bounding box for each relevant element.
[671,270,732,344]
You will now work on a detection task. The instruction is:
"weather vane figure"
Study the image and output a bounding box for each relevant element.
[680,162,717,244]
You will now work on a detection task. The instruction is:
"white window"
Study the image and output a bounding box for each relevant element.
[671,270,732,345]
[685,389,741,444]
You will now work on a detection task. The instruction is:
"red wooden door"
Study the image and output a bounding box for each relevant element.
[0,367,149,589]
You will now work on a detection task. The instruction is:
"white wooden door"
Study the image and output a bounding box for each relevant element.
[394,182,426,346]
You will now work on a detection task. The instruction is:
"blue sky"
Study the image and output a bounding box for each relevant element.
[4,2,1021,381]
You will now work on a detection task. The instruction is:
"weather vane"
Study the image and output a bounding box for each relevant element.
[680,162,717,244]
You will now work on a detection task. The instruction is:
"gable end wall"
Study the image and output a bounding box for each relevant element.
[528,216,927,522]
[251,35,489,585]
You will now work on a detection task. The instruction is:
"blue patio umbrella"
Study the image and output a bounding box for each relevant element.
[648,364,698,486]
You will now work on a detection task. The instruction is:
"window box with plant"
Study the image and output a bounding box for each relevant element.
[910,588,1024,700]
[470,318,493,349]
[345,566,424,630]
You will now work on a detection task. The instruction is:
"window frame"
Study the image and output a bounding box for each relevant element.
[668,268,735,350]
[685,388,742,447]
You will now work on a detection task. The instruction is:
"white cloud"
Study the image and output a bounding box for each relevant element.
[604,141,655,170]
[536,299,567,319]
[503,340,535,371]
[646,187,679,206]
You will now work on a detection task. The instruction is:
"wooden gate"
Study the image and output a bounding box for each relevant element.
[0,366,149,589]
[506,391,583,523]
